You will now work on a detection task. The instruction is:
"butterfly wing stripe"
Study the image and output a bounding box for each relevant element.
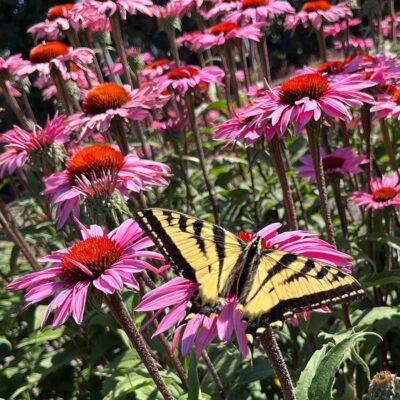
[135,209,197,282]
[193,220,206,255]
[284,259,316,283]
[266,283,364,322]
[135,208,245,306]
[240,251,365,326]
[245,252,298,304]
[213,224,226,293]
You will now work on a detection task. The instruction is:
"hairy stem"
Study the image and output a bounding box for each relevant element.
[0,200,41,271]
[260,326,295,400]
[202,351,225,399]
[0,79,32,130]
[306,121,336,245]
[185,91,220,224]
[105,293,174,400]
[268,137,298,230]
[109,13,133,86]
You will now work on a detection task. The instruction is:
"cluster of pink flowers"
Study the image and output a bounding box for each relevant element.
[2,0,398,369]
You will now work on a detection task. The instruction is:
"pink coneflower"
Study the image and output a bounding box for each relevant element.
[213,105,279,146]
[0,114,71,178]
[0,54,31,80]
[136,222,352,357]
[28,3,76,41]
[19,42,95,78]
[300,57,362,80]
[157,65,224,96]
[297,147,367,183]
[176,31,203,51]
[334,37,374,51]
[371,86,400,119]
[153,111,189,134]
[195,21,263,50]
[141,59,175,81]
[285,0,352,31]
[78,0,152,19]
[204,0,241,20]
[68,2,111,32]
[240,73,374,135]
[68,83,169,140]
[7,219,164,328]
[226,0,294,24]
[380,15,400,38]
[151,2,189,19]
[351,175,400,210]
[323,18,361,37]
[43,144,171,227]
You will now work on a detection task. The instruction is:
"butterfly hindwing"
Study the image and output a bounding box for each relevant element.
[240,250,364,326]
[135,208,246,305]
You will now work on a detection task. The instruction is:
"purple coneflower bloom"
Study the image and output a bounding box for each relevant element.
[213,105,279,146]
[351,175,400,210]
[157,65,224,96]
[79,0,152,19]
[28,3,76,41]
[68,83,169,140]
[19,42,95,78]
[136,223,352,357]
[0,114,71,178]
[297,147,367,183]
[195,21,263,50]
[240,73,374,135]
[43,143,171,228]
[7,219,164,328]
[226,0,294,24]
[285,0,352,31]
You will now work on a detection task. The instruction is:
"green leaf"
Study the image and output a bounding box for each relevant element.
[307,332,381,400]
[188,350,201,400]
[350,348,370,381]
[295,344,329,400]
[352,307,400,332]
[17,326,65,348]
[360,270,400,288]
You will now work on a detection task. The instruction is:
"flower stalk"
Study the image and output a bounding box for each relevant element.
[0,200,41,272]
[109,13,133,87]
[331,175,349,240]
[202,351,225,399]
[185,90,220,224]
[316,26,327,62]
[258,30,271,83]
[306,120,336,245]
[260,326,295,400]
[0,78,32,130]
[268,137,298,230]
[105,293,175,400]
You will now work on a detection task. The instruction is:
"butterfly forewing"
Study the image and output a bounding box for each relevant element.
[135,208,245,305]
[240,250,365,325]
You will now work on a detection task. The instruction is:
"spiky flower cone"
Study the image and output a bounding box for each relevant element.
[367,371,400,400]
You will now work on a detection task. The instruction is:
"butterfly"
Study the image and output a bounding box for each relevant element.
[135,208,364,331]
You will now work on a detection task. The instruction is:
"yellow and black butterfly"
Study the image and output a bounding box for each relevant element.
[135,208,365,331]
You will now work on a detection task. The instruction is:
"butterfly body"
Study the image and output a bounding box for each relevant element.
[135,208,365,331]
